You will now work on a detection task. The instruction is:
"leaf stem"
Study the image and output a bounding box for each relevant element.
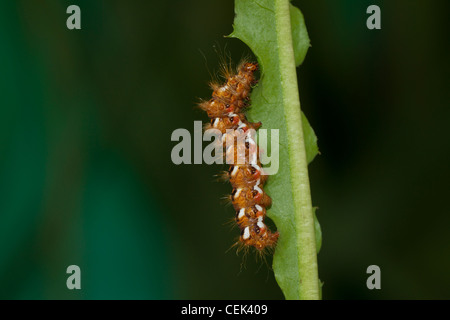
[274,0,320,300]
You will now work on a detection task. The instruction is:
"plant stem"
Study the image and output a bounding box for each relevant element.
[274,0,320,300]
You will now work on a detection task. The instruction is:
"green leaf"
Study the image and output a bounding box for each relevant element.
[230,0,321,299]
[302,111,319,164]
[314,208,322,254]
[290,4,310,66]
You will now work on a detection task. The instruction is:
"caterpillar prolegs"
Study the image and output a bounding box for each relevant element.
[199,61,279,252]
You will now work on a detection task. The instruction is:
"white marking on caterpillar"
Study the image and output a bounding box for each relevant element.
[213,118,220,128]
[257,221,265,230]
[231,166,239,177]
[235,188,242,198]
[254,185,263,195]
[252,164,261,172]
[255,204,263,212]
[237,208,245,219]
[243,227,250,240]
[238,121,248,130]
[245,135,256,146]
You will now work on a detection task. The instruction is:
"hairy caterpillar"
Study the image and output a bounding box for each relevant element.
[199,60,279,253]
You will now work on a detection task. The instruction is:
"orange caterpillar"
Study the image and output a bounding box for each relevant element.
[199,61,279,252]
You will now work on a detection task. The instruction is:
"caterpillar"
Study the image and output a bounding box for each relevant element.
[199,60,279,253]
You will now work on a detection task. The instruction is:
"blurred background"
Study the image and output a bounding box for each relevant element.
[0,0,448,299]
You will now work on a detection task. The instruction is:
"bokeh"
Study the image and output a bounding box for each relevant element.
[0,0,448,299]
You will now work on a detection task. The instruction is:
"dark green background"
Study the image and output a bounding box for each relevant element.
[0,0,448,299]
